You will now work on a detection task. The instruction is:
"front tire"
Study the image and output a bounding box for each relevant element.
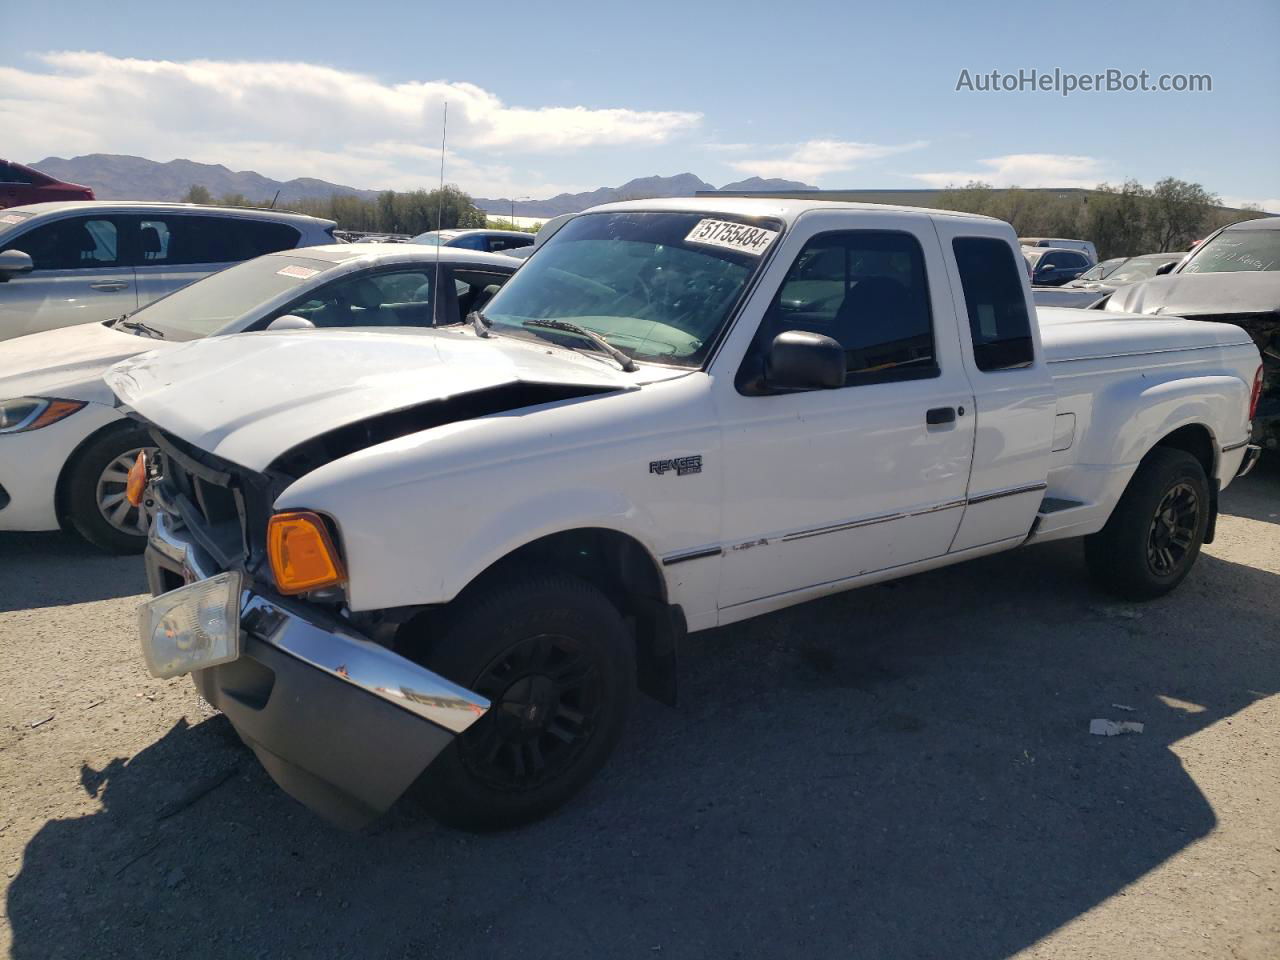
[1085,448,1210,600]
[64,426,156,554]
[409,574,635,830]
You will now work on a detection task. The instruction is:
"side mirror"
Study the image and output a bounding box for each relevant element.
[1155,261,1177,276]
[0,249,34,282]
[765,330,845,391]
[266,314,315,331]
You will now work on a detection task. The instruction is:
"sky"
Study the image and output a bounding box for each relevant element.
[2,0,1278,208]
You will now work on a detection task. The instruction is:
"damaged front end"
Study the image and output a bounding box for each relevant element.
[1188,312,1279,450]
[138,429,489,828]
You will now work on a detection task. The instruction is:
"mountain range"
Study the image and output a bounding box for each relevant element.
[29,155,816,216]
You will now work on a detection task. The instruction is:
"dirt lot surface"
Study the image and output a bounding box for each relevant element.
[1,466,1277,960]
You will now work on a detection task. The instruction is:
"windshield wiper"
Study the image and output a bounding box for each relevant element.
[115,317,166,339]
[522,319,638,372]
[469,309,491,338]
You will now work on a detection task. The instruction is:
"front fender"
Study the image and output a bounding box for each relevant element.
[273,374,723,615]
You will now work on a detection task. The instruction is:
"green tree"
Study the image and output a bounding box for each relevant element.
[182,184,213,205]
[1146,178,1219,252]
[1085,180,1151,260]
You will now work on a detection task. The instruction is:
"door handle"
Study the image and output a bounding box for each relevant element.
[926,407,956,425]
[90,280,129,291]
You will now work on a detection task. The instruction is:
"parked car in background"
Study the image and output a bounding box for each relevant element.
[1105,216,1280,450]
[111,198,1260,830]
[1020,236,1098,263]
[503,213,575,260]
[0,160,94,208]
[0,244,517,552]
[1025,246,1091,286]
[411,228,535,254]
[0,202,336,341]
[1034,252,1186,308]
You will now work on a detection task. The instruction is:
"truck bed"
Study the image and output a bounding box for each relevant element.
[1037,306,1255,362]
[1030,307,1258,544]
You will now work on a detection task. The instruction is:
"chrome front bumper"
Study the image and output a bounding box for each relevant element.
[144,511,490,826]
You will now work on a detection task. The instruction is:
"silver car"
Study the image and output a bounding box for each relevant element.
[0,201,336,341]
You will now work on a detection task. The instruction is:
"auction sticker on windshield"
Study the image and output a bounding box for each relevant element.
[276,264,320,280]
[685,219,779,256]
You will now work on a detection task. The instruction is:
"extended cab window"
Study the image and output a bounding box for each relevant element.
[952,237,1035,371]
[744,230,938,388]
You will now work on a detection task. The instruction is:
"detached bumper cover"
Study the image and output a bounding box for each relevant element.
[145,512,489,827]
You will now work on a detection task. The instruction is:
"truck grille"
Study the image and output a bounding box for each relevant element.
[149,427,272,575]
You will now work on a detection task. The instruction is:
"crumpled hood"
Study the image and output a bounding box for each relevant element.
[106,328,642,471]
[1105,272,1280,318]
[0,321,173,404]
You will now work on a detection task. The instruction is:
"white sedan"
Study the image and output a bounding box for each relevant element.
[0,244,518,552]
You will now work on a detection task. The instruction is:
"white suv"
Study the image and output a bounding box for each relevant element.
[0,202,336,341]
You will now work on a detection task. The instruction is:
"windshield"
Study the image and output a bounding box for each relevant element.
[481,211,781,368]
[410,231,457,245]
[1182,227,1280,274]
[0,210,36,240]
[1076,258,1125,282]
[1105,253,1184,284]
[127,254,335,340]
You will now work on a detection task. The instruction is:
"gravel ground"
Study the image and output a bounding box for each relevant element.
[1,465,1277,960]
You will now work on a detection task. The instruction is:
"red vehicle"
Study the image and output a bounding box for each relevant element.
[0,160,94,208]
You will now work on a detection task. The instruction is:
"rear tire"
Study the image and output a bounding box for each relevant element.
[409,574,635,831]
[64,426,155,555]
[1084,448,1210,600]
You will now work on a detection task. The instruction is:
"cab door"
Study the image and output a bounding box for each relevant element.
[930,219,1057,552]
[0,214,136,338]
[712,210,976,612]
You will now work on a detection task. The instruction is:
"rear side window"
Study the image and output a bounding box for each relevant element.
[449,234,487,251]
[0,163,37,185]
[952,237,1035,371]
[487,235,533,252]
[1,216,120,269]
[136,216,300,265]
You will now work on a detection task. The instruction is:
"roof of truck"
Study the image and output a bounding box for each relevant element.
[585,195,1003,225]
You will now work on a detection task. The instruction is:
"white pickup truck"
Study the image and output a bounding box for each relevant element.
[107,198,1263,830]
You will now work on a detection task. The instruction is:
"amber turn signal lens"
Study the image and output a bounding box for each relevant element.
[125,451,148,507]
[267,511,346,595]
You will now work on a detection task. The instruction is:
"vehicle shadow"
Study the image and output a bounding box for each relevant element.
[7,541,1278,960]
[1219,457,1280,525]
[0,532,146,611]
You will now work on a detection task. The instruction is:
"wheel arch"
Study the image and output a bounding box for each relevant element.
[1151,422,1217,481]
[53,416,150,528]
[413,526,683,706]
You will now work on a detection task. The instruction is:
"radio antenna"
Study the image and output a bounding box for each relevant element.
[433,101,448,326]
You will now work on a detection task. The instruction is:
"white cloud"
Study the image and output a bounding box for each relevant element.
[0,51,702,194]
[723,139,928,183]
[911,153,1105,189]
[1219,195,1280,213]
